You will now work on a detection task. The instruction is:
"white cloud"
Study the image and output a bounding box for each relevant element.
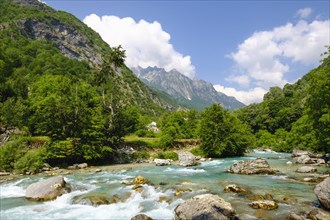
[83,14,195,78]
[225,74,250,86]
[229,18,329,91]
[296,8,312,19]
[214,85,267,105]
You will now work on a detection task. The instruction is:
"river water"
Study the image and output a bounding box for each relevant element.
[1,152,329,219]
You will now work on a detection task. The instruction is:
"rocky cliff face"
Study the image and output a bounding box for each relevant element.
[132,66,245,110]
[17,18,103,66]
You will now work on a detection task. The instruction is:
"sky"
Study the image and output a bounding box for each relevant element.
[43,0,330,105]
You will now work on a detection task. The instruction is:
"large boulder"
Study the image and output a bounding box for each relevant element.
[174,194,238,220]
[227,158,277,175]
[314,177,330,210]
[178,151,199,167]
[25,176,70,201]
[296,166,317,173]
[153,158,171,166]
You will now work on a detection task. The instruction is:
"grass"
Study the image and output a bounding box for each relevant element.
[124,134,160,147]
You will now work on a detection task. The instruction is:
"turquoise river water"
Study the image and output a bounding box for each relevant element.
[0,152,329,219]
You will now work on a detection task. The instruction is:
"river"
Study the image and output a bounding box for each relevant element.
[1,151,329,219]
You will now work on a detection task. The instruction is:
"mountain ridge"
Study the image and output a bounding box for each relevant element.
[132,66,245,110]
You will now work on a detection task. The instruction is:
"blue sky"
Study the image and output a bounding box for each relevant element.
[43,0,330,104]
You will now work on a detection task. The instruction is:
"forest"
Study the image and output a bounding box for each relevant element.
[0,0,329,174]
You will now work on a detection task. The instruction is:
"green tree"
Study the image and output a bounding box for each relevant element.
[199,104,253,157]
[306,47,330,152]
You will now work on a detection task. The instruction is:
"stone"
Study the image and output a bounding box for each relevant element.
[307,208,330,220]
[132,185,143,190]
[296,166,317,173]
[72,195,110,206]
[288,213,304,220]
[0,172,10,176]
[296,155,314,164]
[227,158,277,175]
[292,149,310,158]
[174,194,238,220]
[317,159,326,164]
[224,184,248,193]
[95,168,102,173]
[131,214,153,220]
[77,163,88,169]
[286,161,293,165]
[25,176,70,201]
[314,177,330,210]
[249,200,278,210]
[133,176,148,185]
[153,158,171,166]
[178,151,199,167]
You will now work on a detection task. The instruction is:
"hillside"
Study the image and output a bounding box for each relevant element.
[0,0,176,166]
[0,0,171,114]
[236,48,330,153]
[132,66,245,110]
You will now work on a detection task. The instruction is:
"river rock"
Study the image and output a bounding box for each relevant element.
[25,176,69,201]
[307,208,330,220]
[227,158,277,175]
[178,151,199,167]
[174,194,238,220]
[314,177,330,210]
[133,176,148,185]
[249,200,278,210]
[296,155,314,164]
[296,166,317,173]
[224,184,248,193]
[0,172,10,176]
[317,159,326,165]
[292,149,311,158]
[72,195,110,206]
[131,214,153,220]
[288,213,304,220]
[154,158,171,166]
[77,163,88,169]
[286,161,293,165]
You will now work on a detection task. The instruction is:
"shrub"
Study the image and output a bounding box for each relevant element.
[133,150,150,160]
[190,147,206,157]
[156,150,178,161]
[14,148,45,174]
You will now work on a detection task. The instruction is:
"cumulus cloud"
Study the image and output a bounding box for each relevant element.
[227,15,329,104]
[296,8,312,19]
[83,14,195,78]
[214,85,267,105]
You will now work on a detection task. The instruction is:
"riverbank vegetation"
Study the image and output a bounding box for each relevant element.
[1,48,329,174]
[0,0,329,174]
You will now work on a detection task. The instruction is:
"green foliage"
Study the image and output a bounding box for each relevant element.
[156,151,178,161]
[133,150,150,160]
[190,147,206,157]
[236,48,330,153]
[14,148,45,174]
[0,136,49,172]
[199,104,253,157]
[305,49,330,152]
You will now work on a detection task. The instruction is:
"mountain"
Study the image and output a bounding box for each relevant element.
[0,0,172,114]
[132,66,245,110]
